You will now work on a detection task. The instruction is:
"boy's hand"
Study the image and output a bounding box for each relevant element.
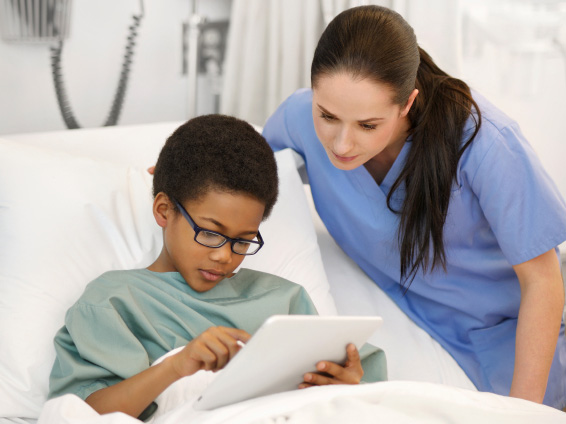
[147,166,155,175]
[169,326,250,378]
[299,343,363,388]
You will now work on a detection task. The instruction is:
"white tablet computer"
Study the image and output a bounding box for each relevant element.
[193,314,383,410]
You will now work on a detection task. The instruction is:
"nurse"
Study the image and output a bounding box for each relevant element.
[263,5,566,408]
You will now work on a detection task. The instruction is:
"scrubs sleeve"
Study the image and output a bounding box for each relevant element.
[262,89,310,155]
[468,121,566,265]
[49,302,151,401]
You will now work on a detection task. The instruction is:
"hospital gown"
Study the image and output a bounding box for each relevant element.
[263,88,566,408]
[49,267,387,401]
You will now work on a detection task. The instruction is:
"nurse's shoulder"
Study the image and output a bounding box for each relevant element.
[458,91,533,181]
[270,88,314,127]
[264,88,315,152]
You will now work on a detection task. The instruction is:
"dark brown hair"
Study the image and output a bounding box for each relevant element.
[153,114,279,220]
[311,6,481,286]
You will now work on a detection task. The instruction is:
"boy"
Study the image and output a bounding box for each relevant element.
[48,115,386,420]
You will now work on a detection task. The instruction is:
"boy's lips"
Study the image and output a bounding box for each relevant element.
[199,269,226,282]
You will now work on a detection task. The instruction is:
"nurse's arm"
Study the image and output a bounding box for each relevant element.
[510,248,564,403]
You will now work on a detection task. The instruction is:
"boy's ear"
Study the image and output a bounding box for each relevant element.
[153,192,172,228]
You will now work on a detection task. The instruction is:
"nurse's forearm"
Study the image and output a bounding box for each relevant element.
[511,249,564,403]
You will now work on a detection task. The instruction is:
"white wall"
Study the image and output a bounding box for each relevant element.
[1,0,565,204]
[0,0,231,135]
[392,0,566,202]
[457,0,566,202]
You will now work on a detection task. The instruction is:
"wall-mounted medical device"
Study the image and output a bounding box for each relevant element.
[0,0,71,43]
[0,0,143,129]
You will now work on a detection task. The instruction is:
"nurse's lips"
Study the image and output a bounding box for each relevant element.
[332,151,358,162]
[199,269,225,281]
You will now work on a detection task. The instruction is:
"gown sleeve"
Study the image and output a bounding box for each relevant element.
[288,285,319,316]
[360,344,388,383]
[48,302,151,401]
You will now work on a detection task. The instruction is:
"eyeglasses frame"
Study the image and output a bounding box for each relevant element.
[172,198,264,256]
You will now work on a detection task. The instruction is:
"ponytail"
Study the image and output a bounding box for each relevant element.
[390,47,481,286]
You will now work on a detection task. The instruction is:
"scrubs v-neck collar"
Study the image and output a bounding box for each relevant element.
[352,139,412,201]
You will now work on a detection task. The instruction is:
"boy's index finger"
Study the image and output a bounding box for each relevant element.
[220,326,251,343]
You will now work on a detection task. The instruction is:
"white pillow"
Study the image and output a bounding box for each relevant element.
[0,140,161,418]
[0,133,334,418]
[241,148,335,314]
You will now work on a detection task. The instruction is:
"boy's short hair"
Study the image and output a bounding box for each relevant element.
[153,114,279,219]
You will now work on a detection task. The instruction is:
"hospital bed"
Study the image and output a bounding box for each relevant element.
[0,122,564,423]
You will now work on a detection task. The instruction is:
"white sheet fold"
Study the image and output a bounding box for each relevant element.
[38,380,566,424]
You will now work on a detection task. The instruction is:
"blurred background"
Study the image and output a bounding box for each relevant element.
[0,0,565,200]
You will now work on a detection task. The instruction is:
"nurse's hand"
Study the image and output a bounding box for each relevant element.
[299,343,363,388]
[168,326,250,378]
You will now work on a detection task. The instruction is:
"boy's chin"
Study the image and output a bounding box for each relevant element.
[184,270,227,292]
[188,281,222,293]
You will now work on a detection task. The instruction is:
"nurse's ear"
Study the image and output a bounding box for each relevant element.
[153,192,174,228]
[400,89,419,118]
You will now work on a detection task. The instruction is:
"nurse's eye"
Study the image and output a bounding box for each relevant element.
[320,113,335,122]
[360,123,377,131]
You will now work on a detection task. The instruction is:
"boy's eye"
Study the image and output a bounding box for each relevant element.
[320,113,335,121]
[233,241,252,254]
[198,231,224,245]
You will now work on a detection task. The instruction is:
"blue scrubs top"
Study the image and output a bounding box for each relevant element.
[263,88,566,408]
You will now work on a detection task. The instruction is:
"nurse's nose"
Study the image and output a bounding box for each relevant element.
[333,125,355,156]
[209,242,233,264]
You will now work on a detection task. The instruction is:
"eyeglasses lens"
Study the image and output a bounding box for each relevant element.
[195,231,260,255]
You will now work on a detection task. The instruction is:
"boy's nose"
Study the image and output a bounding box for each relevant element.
[209,242,233,264]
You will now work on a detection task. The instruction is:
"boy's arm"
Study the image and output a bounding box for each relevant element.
[85,357,181,418]
[85,326,250,418]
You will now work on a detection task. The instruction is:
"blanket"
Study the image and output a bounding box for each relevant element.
[38,373,566,424]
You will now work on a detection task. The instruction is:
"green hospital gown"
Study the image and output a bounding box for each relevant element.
[49,268,387,401]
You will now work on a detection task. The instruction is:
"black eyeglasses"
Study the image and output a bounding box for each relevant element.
[172,198,264,256]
